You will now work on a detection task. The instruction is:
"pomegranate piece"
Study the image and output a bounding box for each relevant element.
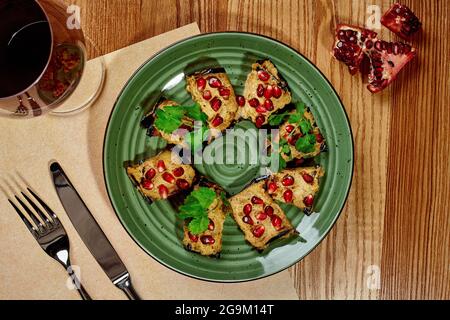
[264,206,274,217]
[285,124,295,133]
[302,172,314,184]
[210,97,222,111]
[316,133,324,143]
[252,225,265,238]
[201,235,215,245]
[267,181,278,194]
[142,179,154,190]
[208,219,215,231]
[249,98,259,108]
[158,185,169,199]
[271,215,283,230]
[257,84,265,97]
[196,77,206,91]
[381,3,421,40]
[243,203,253,215]
[255,104,267,114]
[255,115,265,128]
[157,160,166,172]
[208,77,222,88]
[256,212,267,221]
[242,215,254,225]
[283,189,293,203]
[218,87,231,99]
[264,85,273,99]
[303,194,314,207]
[272,86,282,98]
[202,90,212,100]
[282,175,295,186]
[366,40,416,93]
[288,133,300,146]
[176,179,190,190]
[172,167,184,177]
[188,232,199,242]
[257,70,270,82]
[236,95,246,107]
[145,168,156,180]
[332,24,378,75]
[162,172,175,184]
[264,99,274,111]
[211,115,224,127]
[251,196,264,205]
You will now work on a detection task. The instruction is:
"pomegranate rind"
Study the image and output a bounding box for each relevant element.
[380,3,422,40]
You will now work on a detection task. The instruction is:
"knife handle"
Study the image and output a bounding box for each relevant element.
[115,273,141,300]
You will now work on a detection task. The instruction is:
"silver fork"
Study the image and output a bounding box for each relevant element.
[4,183,91,300]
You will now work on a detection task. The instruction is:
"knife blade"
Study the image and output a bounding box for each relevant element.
[50,161,140,300]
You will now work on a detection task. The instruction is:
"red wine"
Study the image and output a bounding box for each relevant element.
[0,0,52,98]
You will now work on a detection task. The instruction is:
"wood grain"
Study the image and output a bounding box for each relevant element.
[64,0,449,299]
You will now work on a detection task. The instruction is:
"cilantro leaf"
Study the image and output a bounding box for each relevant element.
[190,187,216,208]
[287,113,302,124]
[185,104,208,123]
[153,104,207,134]
[298,118,313,135]
[295,101,306,114]
[188,215,210,235]
[268,112,290,126]
[295,133,317,153]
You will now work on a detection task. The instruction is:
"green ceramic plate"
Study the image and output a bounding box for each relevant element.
[103,32,353,282]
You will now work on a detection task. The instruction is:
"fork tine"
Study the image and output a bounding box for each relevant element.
[7,199,38,234]
[14,195,43,228]
[21,191,51,224]
[27,188,58,221]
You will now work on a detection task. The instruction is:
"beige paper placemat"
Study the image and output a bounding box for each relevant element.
[0,23,299,300]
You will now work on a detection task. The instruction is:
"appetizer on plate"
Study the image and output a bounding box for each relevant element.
[266,166,324,214]
[229,181,295,250]
[269,102,326,163]
[186,68,238,134]
[126,150,196,201]
[141,98,208,148]
[237,59,292,127]
[179,185,228,256]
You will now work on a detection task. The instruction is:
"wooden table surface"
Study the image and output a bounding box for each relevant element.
[67,0,449,299]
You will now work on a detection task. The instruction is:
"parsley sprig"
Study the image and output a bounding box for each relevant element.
[179,187,217,235]
[154,104,207,134]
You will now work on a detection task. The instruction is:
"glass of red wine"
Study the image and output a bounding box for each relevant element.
[0,0,105,117]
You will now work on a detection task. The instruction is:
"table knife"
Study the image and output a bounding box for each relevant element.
[50,161,140,300]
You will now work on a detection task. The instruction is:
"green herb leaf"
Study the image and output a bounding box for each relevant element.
[298,118,313,135]
[268,112,290,126]
[287,113,302,124]
[179,187,217,235]
[154,108,183,133]
[295,133,317,153]
[185,104,208,122]
[188,215,210,235]
[295,101,306,114]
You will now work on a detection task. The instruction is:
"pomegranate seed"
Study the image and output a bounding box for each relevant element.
[252,225,265,238]
[242,215,254,225]
[282,175,295,186]
[255,115,265,128]
[157,160,166,172]
[188,232,198,242]
[145,168,156,180]
[264,206,274,217]
[236,95,245,107]
[257,70,270,82]
[172,167,184,177]
[272,86,282,98]
[295,158,305,166]
[251,196,264,205]
[283,189,293,203]
[316,133,324,143]
[264,99,274,111]
[201,235,215,245]
[219,87,231,99]
[208,77,222,88]
[271,215,283,230]
[202,90,212,100]
[208,219,215,231]
[302,173,314,184]
[142,179,154,190]
[257,84,265,97]
[176,179,190,190]
[211,115,223,127]
[256,212,268,221]
[285,125,295,133]
[288,134,300,146]
[196,78,206,91]
[243,203,253,215]
[264,85,273,99]
[303,195,314,207]
[256,104,267,114]
[267,181,278,194]
[158,185,169,199]
[162,172,175,184]
[210,97,222,111]
[249,98,259,108]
